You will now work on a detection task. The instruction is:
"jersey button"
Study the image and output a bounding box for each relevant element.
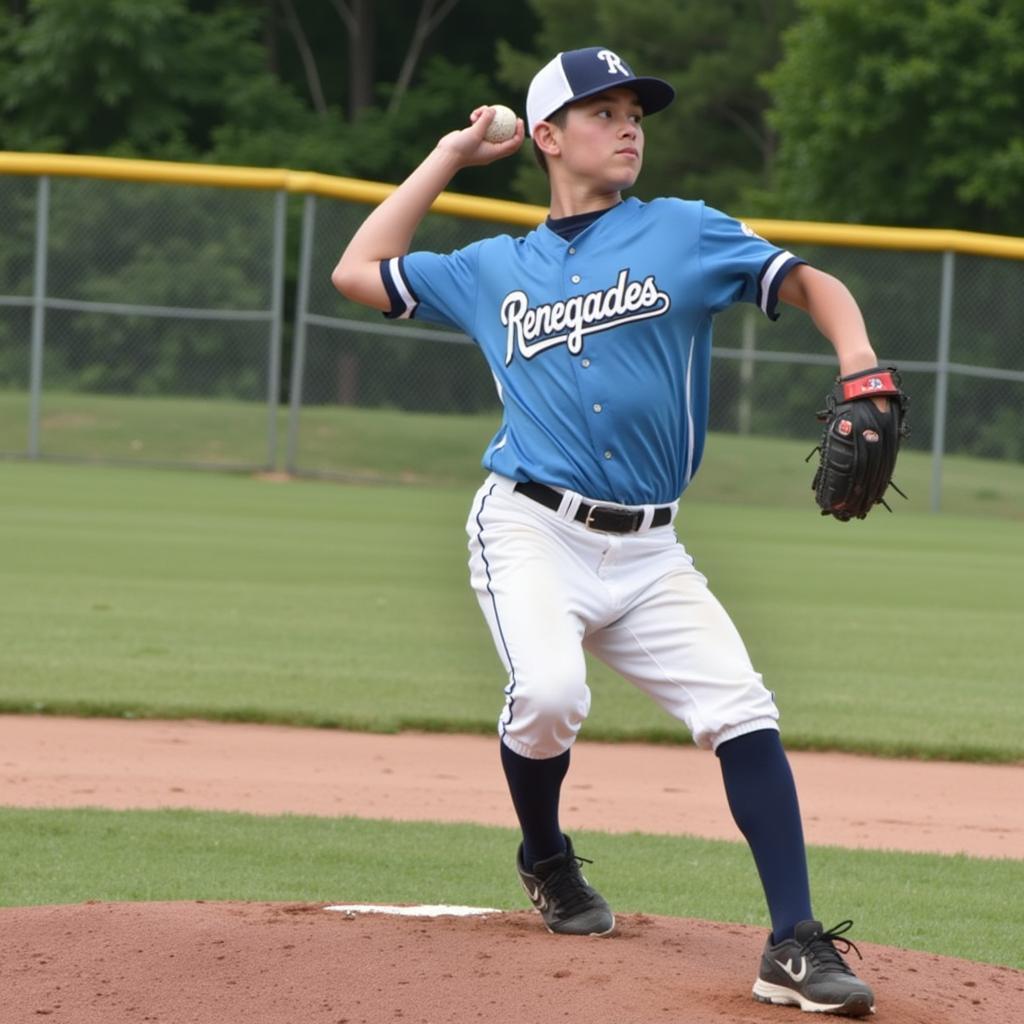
[592,403,602,413]
[568,247,576,254]
[571,274,581,284]
[581,358,591,368]
[603,450,613,460]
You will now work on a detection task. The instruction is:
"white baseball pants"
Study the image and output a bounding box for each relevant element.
[466,473,779,759]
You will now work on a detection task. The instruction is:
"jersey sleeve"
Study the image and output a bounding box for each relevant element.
[699,205,805,320]
[379,243,482,333]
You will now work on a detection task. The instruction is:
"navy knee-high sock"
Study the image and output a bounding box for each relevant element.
[500,740,570,869]
[716,728,812,942]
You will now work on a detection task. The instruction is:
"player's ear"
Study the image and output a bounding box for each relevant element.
[532,121,561,160]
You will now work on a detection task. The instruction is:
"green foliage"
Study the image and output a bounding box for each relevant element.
[0,0,304,160]
[2,0,1023,241]
[763,0,1024,232]
[0,0,540,192]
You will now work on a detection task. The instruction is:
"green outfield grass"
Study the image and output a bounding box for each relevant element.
[1,808,1020,970]
[2,390,1024,519]
[0,459,1021,761]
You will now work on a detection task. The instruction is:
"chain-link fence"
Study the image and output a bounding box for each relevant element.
[3,160,1023,510]
[0,171,286,469]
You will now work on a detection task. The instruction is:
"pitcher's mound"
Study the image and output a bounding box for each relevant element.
[1,901,1020,1023]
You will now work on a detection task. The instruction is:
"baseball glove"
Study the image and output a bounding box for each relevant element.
[808,366,909,521]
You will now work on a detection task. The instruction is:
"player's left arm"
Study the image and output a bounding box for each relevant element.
[778,264,879,377]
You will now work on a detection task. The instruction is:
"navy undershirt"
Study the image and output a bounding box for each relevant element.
[545,204,617,242]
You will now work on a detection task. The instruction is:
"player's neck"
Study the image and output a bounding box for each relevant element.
[547,179,623,220]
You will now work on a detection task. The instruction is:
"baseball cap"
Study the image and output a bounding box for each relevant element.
[526,46,676,136]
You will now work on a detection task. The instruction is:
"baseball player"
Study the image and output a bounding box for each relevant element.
[333,46,877,1017]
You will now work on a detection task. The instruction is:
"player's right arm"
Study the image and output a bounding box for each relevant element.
[331,107,524,310]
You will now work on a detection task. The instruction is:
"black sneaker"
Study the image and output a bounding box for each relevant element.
[753,919,875,1016]
[516,835,615,936]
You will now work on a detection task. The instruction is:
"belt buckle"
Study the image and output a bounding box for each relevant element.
[584,502,640,533]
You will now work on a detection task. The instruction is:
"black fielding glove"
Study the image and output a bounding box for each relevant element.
[809,366,910,521]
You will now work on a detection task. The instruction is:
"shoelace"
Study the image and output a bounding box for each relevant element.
[541,853,599,917]
[802,920,863,975]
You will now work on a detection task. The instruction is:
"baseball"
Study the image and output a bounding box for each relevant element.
[484,104,518,143]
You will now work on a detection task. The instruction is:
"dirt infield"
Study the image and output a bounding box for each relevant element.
[3,902,1022,1024]
[2,716,1022,857]
[1,715,1022,1023]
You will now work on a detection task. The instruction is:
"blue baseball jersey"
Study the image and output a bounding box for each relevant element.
[381,197,804,505]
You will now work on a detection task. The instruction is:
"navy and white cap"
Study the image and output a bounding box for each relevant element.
[526,47,676,136]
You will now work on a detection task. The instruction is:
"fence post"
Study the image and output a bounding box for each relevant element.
[286,193,316,474]
[930,250,955,513]
[265,190,287,470]
[28,175,50,459]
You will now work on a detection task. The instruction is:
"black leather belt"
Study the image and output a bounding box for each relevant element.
[514,481,672,533]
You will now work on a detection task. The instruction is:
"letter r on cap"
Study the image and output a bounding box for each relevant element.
[597,49,629,76]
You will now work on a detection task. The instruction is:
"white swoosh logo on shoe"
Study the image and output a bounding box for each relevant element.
[526,883,548,911]
[775,956,807,983]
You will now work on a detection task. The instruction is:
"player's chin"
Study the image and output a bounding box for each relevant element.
[607,168,641,192]
[608,154,642,188]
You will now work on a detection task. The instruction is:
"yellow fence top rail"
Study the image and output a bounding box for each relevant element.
[3,150,1023,261]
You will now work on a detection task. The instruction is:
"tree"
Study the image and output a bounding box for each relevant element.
[0,0,541,193]
[0,0,306,159]
[763,0,1024,233]
[280,0,330,115]
[386,0,460,115]
[272,0,468,121]
[331,0,376,118]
